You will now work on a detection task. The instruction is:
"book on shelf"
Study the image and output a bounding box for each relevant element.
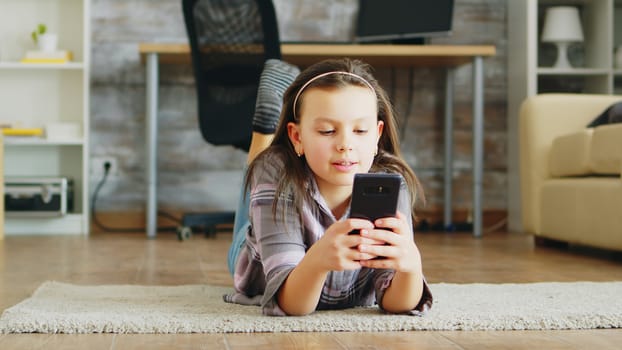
[2,128,44,137]
[20,50,73,64]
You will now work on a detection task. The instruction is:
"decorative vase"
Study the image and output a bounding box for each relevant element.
[37,33,58,52]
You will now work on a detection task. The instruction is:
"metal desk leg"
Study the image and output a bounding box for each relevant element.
[145,52,159,238]
[443,69,455,230]
[472,56,484,238]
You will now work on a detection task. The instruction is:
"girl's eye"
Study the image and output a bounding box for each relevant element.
[318,130,335,135]
[354,129,368,134]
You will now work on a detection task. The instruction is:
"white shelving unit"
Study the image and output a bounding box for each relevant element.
[508,0,622,232]
[0,0,90,235]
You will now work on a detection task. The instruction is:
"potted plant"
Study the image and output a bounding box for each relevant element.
[31,23,57,52]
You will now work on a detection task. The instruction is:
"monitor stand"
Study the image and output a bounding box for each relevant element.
[356,37,427,45]
[390,37,426,45]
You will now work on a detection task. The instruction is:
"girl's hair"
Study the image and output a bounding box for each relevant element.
[246,58,424,224]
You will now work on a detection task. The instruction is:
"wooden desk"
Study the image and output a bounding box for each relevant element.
[140,43,495,67]
[139,43,496,238]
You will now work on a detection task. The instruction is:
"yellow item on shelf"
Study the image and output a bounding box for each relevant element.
[2,128,44,136]
[20,58,70,64]
[20,50,73,64]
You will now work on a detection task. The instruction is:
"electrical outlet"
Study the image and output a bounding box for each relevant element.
[91,157,118,177]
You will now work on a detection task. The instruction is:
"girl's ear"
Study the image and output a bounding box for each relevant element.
[287,122,303,156]
[376,120,384,143]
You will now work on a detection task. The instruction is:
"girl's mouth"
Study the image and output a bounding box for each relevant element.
[333,160,357,172]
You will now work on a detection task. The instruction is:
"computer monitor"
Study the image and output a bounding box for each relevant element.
[355,0,455,44]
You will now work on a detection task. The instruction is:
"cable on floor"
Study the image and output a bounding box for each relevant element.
[90,162,181,233]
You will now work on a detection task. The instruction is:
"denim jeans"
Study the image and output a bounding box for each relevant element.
[227,180,250,276]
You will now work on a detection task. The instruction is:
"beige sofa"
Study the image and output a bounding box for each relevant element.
[519,93,622,251]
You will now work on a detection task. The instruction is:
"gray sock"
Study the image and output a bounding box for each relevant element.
[253,59,300,134]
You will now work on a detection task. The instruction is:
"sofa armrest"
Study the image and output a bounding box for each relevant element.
[0,135,3,240]
[590,123,622,175]
[519,93,622,234]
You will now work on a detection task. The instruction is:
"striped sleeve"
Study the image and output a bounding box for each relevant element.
[249,155,307,315]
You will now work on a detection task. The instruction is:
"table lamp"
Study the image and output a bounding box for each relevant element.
[541,6,584,69]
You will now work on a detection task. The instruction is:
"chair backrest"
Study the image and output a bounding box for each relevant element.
[182,0,281,151]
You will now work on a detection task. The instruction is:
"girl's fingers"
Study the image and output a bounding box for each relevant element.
[358,242,396,259]
[342,243,378,261]
[359,257,394,269]
[345,218,375,231]
[374,219,403,234]
[360,227,398,245]
[344,233,384,252]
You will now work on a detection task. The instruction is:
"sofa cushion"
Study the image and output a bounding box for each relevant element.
[549,129,593,176]
[549,123,622,176]
[590,123,622,174]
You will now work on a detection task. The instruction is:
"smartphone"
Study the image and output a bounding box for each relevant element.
[349,173,401,231]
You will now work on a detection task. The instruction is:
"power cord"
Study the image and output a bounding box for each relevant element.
[399,67,415,142]
[388,66,416,143]
[90,161,181,233]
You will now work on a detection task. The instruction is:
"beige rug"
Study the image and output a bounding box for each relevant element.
[1,281,621,333]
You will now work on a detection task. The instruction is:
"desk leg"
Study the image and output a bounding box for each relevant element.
[146,53,159,238]
[443,69,454,230]
[472,56,484,238]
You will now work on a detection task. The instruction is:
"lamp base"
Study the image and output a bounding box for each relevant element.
[552,41,573,69]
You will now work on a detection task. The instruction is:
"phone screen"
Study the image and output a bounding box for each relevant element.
[349,173,401,224]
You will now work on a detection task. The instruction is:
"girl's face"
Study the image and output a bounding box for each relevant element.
[288,85,383,199]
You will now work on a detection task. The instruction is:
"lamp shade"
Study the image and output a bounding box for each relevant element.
[541,6,584,43]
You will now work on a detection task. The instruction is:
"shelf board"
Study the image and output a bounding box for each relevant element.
[0,62,85,70]
[537,67,610,76]
[4,213,86,235]
[3,137,84,146]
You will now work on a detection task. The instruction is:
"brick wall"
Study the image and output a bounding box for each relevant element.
[90,0,507,217]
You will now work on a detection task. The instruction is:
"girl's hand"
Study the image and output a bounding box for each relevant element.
[356,211,422,274]
[306,218,382,272]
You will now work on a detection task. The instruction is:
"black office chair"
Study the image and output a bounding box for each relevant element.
[180,0,282,239]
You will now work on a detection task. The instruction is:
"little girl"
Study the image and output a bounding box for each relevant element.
[224,58,433,316]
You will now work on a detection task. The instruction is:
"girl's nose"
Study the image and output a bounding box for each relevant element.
[337,141,353,152]
[336,131,354,152]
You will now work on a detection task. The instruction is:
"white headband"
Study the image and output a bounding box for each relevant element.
[292,71,376,120]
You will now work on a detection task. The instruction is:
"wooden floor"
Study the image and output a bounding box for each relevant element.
[1,231,621,349]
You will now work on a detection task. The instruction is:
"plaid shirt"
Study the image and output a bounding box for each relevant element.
[224,152,433,316]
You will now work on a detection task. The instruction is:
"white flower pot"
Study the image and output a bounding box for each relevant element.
[37,33,58,52]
